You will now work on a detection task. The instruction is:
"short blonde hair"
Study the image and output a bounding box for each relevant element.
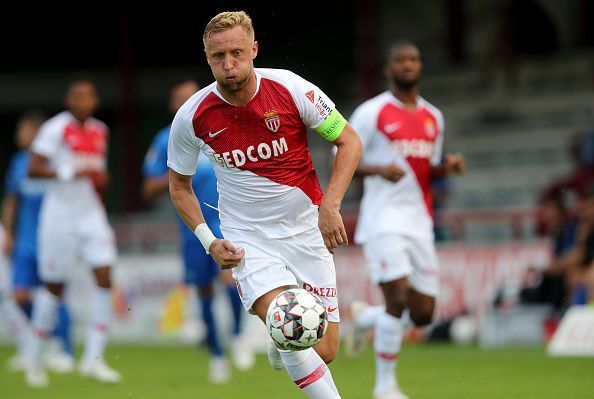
[203,11,255,45]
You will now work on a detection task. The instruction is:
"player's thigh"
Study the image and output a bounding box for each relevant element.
[252,284,295,323]
[182,236,219,289]
[222,228,298,317]
[313,321,339,363]
[38,221,77,283]
[283,228,340,322]
[79,214,118,268]
[407,236,439,298]
[362,234,414,284]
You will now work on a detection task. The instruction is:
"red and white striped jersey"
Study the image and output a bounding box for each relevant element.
[32,111,108,216]
[351,92,444,243]
[168,68,340,238]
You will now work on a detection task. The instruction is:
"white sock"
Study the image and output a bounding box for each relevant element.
[82,288,112,363]
[279,349,341,399]
[356,305,384,329]
[0,294,32,356]
[28,289,60,363]
[374,312,403,394]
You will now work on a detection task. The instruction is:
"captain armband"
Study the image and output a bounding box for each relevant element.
[315,109,347,142]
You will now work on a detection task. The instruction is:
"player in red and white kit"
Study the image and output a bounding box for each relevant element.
[168,11,361,399]
[346,42,465,399]
[24,78,121,387]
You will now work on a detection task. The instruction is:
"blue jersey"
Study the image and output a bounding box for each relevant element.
[143,125,221,242]
[4,151,46,257]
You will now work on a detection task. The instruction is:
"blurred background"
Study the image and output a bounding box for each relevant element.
[1,0,594,396]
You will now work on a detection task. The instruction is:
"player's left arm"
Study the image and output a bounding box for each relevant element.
[321,123,362,253]
[431,153,466,179]
[429,111,465,179]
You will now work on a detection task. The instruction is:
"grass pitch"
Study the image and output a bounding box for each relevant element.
[0,343,592,399]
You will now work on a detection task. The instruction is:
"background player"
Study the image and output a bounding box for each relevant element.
[25,78,121,387]
[346,41,465,399]
[1,111,74,373]
[167,11,362,399]
[142,78,254,383]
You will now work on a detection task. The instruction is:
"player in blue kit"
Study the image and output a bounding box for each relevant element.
[142,79,254,383]
[1,111,74,373]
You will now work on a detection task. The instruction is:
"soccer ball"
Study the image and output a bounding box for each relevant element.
[266,288,328,351]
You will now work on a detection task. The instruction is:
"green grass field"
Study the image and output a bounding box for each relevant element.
[1,343,593,399]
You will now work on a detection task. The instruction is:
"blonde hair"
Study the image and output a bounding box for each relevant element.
[203,11,255,45]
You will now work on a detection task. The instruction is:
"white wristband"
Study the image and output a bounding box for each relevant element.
[194,223,217,254]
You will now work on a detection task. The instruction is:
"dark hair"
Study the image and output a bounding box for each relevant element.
[384,39,419,64]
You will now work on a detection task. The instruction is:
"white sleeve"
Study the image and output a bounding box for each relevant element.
[167,110,201,176]
[31,119,63,159]
[349,103,377,152]
[430,111,445,166]
[289,72,336,130]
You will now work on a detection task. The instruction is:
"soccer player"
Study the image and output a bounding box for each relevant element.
[2,111,74,373]
[346,41,465,399]
[24,78,121,387]
[167,11,362,399]
[142,78,254,383]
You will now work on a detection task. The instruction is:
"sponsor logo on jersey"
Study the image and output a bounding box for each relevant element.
[392,139,434,159]
[302,282,337,298]
[264,109,280,132]
[213,137,289,168]
[305,90,315,104]
[424,119,436,138]
[314,96,332,120]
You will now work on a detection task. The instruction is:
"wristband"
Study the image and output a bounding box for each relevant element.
[57,165,75,181]
[194,223,216,253]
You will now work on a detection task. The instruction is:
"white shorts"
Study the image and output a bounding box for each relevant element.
[362,233,439,297]
[39,209,117,283]
[222,227,340,323]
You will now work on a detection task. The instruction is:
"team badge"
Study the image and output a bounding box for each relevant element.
[424,119,436,138]
[264,110,281,132]
[305,90,315,104]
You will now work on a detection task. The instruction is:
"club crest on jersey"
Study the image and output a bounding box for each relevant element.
[264,110,281,133]
[424,119,436,138]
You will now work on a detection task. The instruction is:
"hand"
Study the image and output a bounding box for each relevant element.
[209,239,245,270]
[2,233,13,256]
[444,153,465,175]
[89,170,110,192]
[379,164,405,182]
[318,202,348,254]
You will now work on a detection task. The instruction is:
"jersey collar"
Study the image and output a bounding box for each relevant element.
[212,71,262,106]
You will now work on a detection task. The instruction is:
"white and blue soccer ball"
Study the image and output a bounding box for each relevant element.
[266,288,328,351]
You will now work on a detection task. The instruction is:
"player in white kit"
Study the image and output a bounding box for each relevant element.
[168,11,362,399]
[346,42,465,399]
[24,78,121,387]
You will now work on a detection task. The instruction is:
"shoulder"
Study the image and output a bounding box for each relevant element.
[88,117,109,133]
[256,68,299,87]
[351,92,392,119]
[420,98,443,120]
[40,111,71,132]
[177,82,218,121]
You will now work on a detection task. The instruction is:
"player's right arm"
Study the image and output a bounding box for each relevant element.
[28,121,93,180]
[350,103,405,182]
[167,110,244,269]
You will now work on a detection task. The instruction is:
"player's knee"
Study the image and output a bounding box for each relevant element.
[410,309,434,327]
[315,339,339,364]
[385,296,407,318]
[13,290,31,306]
